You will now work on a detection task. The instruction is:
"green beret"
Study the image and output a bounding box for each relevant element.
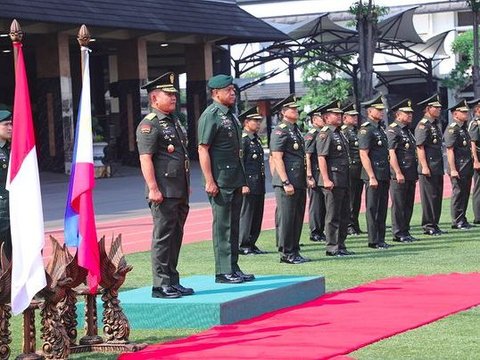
[0,110,12,122]
[208,74,233,89]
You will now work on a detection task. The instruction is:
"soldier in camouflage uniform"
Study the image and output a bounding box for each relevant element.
[341,102,364,235]
[238,107,267,255]
[0,110,12,260]
[415,94,445,236]
[270,94,309,264]
[198,74,254,284]
[387,99,418,243]
[358,95,392,249]
[467,98,480,223]
[304,106,326,243]
[136,72,193,298]
[444,99,473,229]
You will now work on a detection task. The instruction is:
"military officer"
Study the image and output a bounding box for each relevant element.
[467,98,480,223]
[198,74,254,284]
[304,106,326,243]
[270,94,308,264]
[316,100,354,256]
[238,107,267,255]
[0,110,12,260]
[136,72,193,299]
[341,102,364,235]
[358,94,392,249]
[444,99,473,229]
[415,94,446,236]
[387,99,418,243]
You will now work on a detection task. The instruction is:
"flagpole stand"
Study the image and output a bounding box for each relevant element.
[78,293,103,346]
[0,304,11,360]
[16,302,43,360]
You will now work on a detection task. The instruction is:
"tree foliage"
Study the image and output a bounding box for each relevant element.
[442,29,477,90]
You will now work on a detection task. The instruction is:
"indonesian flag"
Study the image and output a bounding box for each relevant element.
[7,42,47,315]
[64,46,100,293]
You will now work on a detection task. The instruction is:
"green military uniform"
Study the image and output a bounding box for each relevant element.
[270,95,306,262]
[467,98,480,223]
[304,119,326,242]
[341,103,364,235]
[415,94,444,234]
[358,95,390,247]
[444,100,473,228]
[386,99,417,241]
[316,115,351,255]
[198,99,246,275]
[137,107,190,288]
[238,108,266,254]
[0,110,11,259]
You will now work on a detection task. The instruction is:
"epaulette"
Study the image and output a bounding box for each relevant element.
[360,121,370,127]
[279,123,287,129]
[450,122,458,128]
[242,133,248,138]
[209,105,219,113]
[389,122,398,127]
[145,113,156,121]
[468,121,477,131]
[341,124,348,130]
[420,118,428,124]
[308,128,318,134]
[320,126,329,132]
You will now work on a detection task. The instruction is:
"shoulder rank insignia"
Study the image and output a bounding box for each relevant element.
[450,122,458,128]
[145,113,156,121]
[242,133,248,138]
[360,121,370,127]
[389,122,398,127]
[308,128,317,134]
[279,123,287,129]
[341,124,347,130]
[320,126,329,132]
[420,118,428,124]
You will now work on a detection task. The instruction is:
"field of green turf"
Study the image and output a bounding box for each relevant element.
[6,198,480,359]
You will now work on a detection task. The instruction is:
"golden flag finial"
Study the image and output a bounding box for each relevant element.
[9,19,23,43]
[77,24,91,47]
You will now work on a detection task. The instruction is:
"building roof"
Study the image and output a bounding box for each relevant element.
[0,0,287,44]
[240,82,307,101]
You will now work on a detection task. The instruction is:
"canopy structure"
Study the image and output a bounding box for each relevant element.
[234,7,451,97]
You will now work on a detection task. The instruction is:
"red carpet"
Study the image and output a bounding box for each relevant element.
[119,273,480,360]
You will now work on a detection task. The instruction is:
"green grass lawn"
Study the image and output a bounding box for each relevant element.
[6,198,480,359]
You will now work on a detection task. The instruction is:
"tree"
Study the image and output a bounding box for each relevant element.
[442,30,475,91]
[467,0,480,97]
[349,1,388,102]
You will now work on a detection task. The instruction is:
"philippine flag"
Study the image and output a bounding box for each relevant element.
[7,42,47,315]
[64,46,101,293]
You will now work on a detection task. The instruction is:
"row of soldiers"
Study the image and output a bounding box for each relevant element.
[252,92,480,264]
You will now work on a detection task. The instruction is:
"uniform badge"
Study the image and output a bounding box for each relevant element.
[360,129,367,135]
[337,145,342,151]
[140,125,152,134]
[2,164,6,169]
[448,129,454,134]
[274,130,283,135]
[319,133,327,139]
[419,124,425,129]
[293,142,299,150]
[167,144,175,153]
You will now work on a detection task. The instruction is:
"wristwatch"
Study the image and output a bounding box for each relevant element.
[282,180,291,186]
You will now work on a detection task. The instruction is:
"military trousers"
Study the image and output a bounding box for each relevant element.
[149,197,189,287]
[450,175,472,226]
[274,186,306,256]
[419,174,443,231]
[348,175,364,231]
[209,187,242,274]
[322,186,349,253]
[364,179,389,245]
[239,193,265,249]
[390,179,416,237]
[308,186,325,236]
[472,170,480,222]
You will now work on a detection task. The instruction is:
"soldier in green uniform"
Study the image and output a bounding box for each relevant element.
[198,74,254,283]
[0,110,12,260]
[270,94,308,264]
[415,94,445,236]
[316,100,354,256]
[358,94,392,249]
[467,98,480,223]
[387,99,418,243]
[304,106,326,243]
[341,102,364,235]
[444,99,473,229]
[238,107,267,255]
[136,72,193,299]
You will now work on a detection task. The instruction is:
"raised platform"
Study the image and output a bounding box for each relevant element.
[114,275,325,329]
